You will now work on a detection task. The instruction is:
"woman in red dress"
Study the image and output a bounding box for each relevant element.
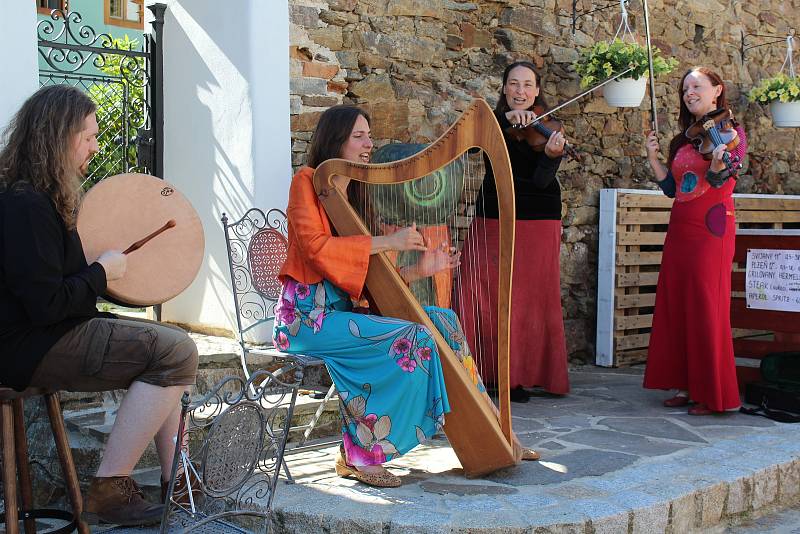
[457,61,570,402]
[643,67,747,415]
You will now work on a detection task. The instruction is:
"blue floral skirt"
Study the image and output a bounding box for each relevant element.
[273,278,462,466]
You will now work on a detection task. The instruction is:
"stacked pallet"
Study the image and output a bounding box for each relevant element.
[596,189,800,367]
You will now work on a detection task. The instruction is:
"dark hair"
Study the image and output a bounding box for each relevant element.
[0,85,96,228]
[666,67,728,166]
[494,60,548,114]
[306,105,371,168]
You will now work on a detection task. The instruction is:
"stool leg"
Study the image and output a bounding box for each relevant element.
[44,393,89,534]
[1,400,20,534]
[12,399,36,534]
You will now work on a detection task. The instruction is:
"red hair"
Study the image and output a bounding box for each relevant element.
[666,67,728,167]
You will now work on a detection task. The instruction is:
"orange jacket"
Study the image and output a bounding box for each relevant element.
[279,167,371,298]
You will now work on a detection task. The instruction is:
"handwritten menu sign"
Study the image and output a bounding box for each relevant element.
[746,249,800,312]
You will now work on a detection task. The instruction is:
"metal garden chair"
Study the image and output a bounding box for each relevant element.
[221,208,338,481]
[159,369,300,534]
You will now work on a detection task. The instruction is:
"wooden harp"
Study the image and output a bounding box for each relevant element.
[313,98,520,477]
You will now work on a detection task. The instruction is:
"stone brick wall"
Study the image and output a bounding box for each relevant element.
[288,0,800,363]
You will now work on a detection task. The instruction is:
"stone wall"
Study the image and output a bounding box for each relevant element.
[287,0,800,363]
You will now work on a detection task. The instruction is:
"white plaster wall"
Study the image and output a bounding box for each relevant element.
[147,0,290,334]
[0,3,38,130]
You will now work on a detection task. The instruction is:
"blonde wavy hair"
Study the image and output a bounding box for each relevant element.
[0,85,96,228]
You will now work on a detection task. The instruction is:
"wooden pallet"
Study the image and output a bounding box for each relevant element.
[596,189,800,367]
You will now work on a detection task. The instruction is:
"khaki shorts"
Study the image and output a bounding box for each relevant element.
[29,316,198,392]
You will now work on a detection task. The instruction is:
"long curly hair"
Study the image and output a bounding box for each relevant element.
[0,85,96,228]
[666,67,728,167]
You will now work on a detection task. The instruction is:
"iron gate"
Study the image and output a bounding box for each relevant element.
[37,4,164,187]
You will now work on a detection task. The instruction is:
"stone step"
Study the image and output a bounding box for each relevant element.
[61,388,341,474]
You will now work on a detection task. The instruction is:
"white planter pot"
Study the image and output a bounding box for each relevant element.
[770,101,800,128]
[603,77,647,107]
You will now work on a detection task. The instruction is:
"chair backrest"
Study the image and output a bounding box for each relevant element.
[162,368,300,533]
[221,208,289,345]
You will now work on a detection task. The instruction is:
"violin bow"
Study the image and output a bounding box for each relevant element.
[642,0,658,131]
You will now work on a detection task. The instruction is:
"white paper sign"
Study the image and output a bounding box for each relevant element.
[746,248,800,312]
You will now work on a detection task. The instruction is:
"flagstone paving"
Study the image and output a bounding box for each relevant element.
[267,367,800,533]
[76,334,800,533]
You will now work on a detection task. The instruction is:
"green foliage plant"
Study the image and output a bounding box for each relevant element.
[86,36,146,187]
[573,38,678,88]
[747,73,800,104]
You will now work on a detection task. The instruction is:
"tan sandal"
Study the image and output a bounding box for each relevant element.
[335,450,401,488]
[521,448,541,461]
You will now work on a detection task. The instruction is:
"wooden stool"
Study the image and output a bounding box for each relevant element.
[0,387,89,534]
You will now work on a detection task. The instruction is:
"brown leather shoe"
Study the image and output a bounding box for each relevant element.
[82,476,164,526]
[162,466,203,506]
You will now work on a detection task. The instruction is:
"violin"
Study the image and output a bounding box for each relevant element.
[504,105,581,161]
[684,108,742,175]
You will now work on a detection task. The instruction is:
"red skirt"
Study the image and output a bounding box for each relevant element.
[643,186,740,411]
[455,217,569,394]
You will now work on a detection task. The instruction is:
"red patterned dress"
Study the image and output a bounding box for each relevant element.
[643,128,747,411]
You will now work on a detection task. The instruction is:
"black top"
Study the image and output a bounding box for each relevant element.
[475,110,563,220]
[0,181,107,390]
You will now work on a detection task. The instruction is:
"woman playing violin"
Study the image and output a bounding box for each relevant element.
[642,67,747,416]
[457,60,570,403]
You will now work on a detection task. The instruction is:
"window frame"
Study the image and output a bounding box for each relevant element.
[104,0,144,30]
[36,0,67,15]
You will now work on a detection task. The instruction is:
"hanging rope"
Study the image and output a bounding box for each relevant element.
[612,0,635,43]
[779,34,796,78]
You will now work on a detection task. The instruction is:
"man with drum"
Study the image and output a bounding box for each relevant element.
[0,85,198,526]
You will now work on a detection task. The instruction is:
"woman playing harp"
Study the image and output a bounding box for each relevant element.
[292,98,543,477]
[275,105,464,488]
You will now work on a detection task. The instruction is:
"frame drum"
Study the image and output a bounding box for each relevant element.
[77,173,204,307]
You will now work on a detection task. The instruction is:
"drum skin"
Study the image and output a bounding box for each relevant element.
[77,173,205,307]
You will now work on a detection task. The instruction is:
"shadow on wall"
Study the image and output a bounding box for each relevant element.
[160,0,266,334]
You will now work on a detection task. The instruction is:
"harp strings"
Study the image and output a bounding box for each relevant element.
[356,149,502,410]
[453,151,499,406]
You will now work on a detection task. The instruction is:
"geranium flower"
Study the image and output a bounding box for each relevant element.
[415,346,432,361]
[295,283,310,299]
[391,337,412,355]
[398,356,417,372]
[274,299,297,325]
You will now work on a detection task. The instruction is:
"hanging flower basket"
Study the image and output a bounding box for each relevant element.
[573,38,678,108]
[749,73,800,127]
[602,76,647,107]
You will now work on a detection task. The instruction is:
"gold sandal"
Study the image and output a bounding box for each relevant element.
[521,448,541,461]
[335,450,401,488]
